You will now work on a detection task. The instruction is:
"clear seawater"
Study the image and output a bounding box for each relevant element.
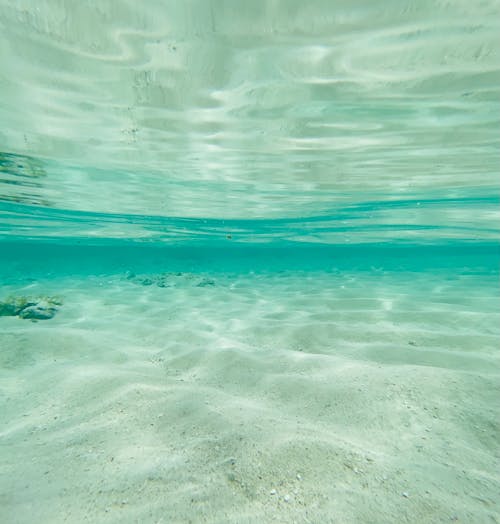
[0,2,499,523]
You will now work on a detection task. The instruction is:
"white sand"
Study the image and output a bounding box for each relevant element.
[1,270,499,523]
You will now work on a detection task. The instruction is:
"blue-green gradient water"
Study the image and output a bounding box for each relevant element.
[1,2,499,523]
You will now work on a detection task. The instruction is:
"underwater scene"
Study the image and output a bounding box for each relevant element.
[1,2,499,523]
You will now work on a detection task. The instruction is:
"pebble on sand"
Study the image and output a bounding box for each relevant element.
[0,296,62,321]
[19,303,57,320]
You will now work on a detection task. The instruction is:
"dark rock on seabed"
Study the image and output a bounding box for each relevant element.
[0,296,62,321]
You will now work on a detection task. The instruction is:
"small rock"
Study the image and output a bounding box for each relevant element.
[402,492,409,498]
[19,300,57,320]
[1,295,61,320]
[296,473,302,481]
[19,303,57,320]
[283,494,291,503]
[196,278,215,287]
[269,489,277,495]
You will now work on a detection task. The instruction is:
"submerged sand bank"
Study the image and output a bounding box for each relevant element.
[1,270,499,523]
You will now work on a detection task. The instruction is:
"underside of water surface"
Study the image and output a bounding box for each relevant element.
[1,2,499,524]
[0,0,499,247]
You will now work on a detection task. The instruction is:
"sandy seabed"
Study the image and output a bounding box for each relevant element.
[1,269,499,524]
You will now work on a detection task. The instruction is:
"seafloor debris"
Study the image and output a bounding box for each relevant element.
[126,271,216,289]
[0,296,62,321]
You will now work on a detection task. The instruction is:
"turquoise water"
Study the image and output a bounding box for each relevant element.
[1,2,500,523]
